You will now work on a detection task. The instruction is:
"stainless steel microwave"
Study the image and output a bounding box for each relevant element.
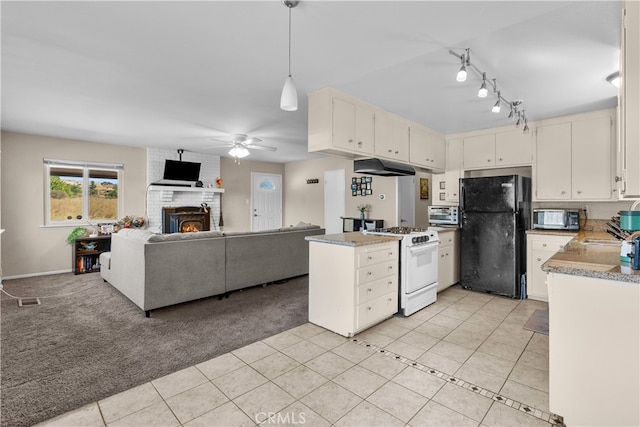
[533,209,579,230]
[428,206,459,225]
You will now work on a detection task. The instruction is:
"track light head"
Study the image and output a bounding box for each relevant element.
[478,73,488,98]
[492,92,501,113]
[456,62,467,82]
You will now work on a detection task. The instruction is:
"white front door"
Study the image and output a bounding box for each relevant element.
[397,175,415,227]
[251,173,282,231]
[324,169,345,234]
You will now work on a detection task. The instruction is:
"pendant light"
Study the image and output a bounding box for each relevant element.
[280,0,299,111]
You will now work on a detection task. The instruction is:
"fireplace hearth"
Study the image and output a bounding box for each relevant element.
[162,206,211,234]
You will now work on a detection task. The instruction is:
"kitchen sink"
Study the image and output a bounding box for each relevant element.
[582,239,621,246]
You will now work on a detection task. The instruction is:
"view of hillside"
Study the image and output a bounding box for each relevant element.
[50,176,118,220]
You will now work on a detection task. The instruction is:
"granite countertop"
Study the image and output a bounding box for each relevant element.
[305,232,401,247]
[539,222,640,283]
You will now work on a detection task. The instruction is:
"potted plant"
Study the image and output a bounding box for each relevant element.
[66,227,87,245]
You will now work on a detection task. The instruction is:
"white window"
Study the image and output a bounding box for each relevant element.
[44,159,123,226]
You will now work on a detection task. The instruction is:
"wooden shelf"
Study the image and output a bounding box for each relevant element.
[72,236,111,275]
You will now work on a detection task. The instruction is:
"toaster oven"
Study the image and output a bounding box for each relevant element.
[428,206,459,225]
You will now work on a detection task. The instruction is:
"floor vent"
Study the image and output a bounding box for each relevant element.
[18,298,41,307]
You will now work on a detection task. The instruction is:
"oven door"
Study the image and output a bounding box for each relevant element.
[403,243,438,294]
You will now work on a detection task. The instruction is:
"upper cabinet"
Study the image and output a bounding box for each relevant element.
[462,129,532,170]
[618,1,640,199]
[308,88,375,158]
[332,98,375,154]
[409,124,445,171]
[374,112,410,162]
[444,138,463,204]
[308,88,443,170]
[534,110,615,201]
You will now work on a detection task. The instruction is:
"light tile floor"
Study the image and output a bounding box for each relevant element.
[36,286,561,427]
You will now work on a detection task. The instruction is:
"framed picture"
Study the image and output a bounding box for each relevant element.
[420,178,429,200]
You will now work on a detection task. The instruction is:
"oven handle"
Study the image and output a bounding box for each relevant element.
[408,243,438,254]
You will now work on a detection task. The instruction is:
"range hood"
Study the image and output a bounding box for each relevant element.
[354,158,415,176]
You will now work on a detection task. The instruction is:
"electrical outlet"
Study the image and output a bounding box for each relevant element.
[582,204,588,214]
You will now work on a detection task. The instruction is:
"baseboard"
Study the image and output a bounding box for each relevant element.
[2,269,72,280]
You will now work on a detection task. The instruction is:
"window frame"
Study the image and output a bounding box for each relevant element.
[43,159,124,227]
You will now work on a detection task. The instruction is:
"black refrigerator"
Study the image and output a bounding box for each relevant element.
[459,175,531,298]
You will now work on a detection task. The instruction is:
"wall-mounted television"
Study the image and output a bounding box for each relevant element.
[162,160,201,182]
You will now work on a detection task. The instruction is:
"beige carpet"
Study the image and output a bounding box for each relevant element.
[1,272,309,427]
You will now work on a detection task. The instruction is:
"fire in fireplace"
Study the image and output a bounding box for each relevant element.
[162,206,211,234]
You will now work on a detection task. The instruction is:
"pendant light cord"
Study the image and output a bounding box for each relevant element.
[287,5,292,77]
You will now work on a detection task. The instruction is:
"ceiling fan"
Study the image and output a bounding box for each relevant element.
[207,133,276,163]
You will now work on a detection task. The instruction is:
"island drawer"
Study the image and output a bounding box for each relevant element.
[357,276,398,304]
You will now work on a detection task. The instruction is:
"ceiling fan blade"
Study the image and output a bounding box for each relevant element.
[243,137,262,145]
[246,144,277,152]
[203,143,234,149]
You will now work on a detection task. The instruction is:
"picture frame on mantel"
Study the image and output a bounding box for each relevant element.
[420,178,429,200]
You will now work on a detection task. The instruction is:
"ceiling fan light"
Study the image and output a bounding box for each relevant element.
[229,145,250,158]
[280,75,298,111]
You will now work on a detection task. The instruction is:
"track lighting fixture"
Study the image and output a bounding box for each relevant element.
[280,0,299,111]
[456,48,469,82]
[449,48,530,133]
[492,95,501,113]
[478,73,488,98]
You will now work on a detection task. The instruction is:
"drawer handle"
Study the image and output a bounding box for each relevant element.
[368,256,373,260]
[388,252,393,256]
[537,257,542,262]
[367,271,372,276]
[388,266,393,271]
[367,288,372,292]
[367,306,372,311]
[542,243,547,247]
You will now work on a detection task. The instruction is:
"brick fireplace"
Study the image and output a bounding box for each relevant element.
[162,206,211,234]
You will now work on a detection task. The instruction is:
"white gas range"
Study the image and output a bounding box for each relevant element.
[365,226,439,316]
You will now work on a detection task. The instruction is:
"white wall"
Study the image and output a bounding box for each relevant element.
[0,132,147,278]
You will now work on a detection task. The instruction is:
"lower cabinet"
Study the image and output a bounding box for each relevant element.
[526,232,575,301]
[308,240,399,337]
[437,229,459,292]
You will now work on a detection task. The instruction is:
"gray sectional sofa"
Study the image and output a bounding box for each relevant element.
[100,225,325,316]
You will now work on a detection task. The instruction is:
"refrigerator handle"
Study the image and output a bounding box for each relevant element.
[460,185,465,212]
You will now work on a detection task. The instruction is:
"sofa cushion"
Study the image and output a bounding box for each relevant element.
[147,231,223,242]
[279,223,322,232]
[116,229,157,241]
[223,229,280,237]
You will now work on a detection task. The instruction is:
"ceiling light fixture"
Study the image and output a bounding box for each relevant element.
[449,48,529,133]
[280,0,299,111]
[477,72,488,98]
[229,145,250,161]
[606,71,620,88]
[456,48,470,82]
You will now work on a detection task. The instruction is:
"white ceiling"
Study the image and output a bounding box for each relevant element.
[1,1,621,164]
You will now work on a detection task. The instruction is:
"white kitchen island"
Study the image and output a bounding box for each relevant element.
[544,239,640,426]
[305,232,401,337]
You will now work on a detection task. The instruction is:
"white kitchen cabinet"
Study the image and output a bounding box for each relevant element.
[463,130,532,170]
[445,138,463,204]
[463,133,495,169]
[409,124,445,171]
[534,110,615,201]
[437,229,459,292]
[526,232,575,301]
[308,88,375,158]
[332,97,375,154]
[548,272,639,426]
[618,1,640,199]
[375,112,410,162]
[308,240,399,337]
[495,129,532,166]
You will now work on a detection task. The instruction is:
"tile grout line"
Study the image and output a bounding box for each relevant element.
[350,337,564,426]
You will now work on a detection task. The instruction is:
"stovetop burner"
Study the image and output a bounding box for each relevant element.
[372,226,427,235]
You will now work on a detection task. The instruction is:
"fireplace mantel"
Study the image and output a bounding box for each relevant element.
[148,185,224,203]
